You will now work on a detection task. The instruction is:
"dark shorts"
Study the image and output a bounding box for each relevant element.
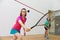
[44,24,51,30]
[44,27,48,30]
[10,28,20,34]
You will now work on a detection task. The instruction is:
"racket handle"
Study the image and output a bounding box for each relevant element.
[30,26,35,29]
[30,27,33,29]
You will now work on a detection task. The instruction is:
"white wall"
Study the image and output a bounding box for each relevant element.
[51,0,60,10]
[0,0,60,36]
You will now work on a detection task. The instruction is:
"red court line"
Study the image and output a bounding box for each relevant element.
[15,0,44,15]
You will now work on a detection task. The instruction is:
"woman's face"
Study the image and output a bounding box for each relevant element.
[21,10,26,16]
[47,18,51,21]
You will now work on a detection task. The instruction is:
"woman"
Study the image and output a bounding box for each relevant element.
[10,8,30,40]
[44,18,51,40]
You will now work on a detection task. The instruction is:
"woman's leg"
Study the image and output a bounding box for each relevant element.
[12,35,17,40]
[44,27,49,37]
[45,30,48,36]
[15,33,22,40]
[45,30,50,40]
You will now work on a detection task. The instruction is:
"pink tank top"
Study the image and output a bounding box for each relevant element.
[13,16,26,31]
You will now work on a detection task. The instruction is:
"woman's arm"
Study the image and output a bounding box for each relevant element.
[23,28,26,36]
[18,20,26,28]
[18,20,30,32]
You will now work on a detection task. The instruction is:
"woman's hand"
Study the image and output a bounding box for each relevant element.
[25,27,31,32]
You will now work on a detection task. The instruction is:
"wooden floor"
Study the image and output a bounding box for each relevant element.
[49,34,60,40]
[0,34,60,40]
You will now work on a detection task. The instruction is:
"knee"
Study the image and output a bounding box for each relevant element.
[17,34,22,39]
[15,33,22,39]
[18,35,21,38]
[13,35,17,40]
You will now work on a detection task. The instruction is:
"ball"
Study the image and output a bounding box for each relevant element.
[27,10,30,13]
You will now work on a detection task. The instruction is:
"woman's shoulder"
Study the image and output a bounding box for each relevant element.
[16,16,21,20]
